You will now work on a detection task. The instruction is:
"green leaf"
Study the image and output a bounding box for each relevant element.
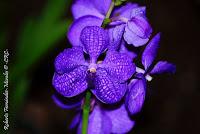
[15,19,71,72]
[12,0,72,82]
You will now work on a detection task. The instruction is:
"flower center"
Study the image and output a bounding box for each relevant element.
[88,63,97,73]
[88,60,103,73]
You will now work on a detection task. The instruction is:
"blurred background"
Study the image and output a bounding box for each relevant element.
[0,0,199,133]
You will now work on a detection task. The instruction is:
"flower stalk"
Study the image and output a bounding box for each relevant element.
[82,91,92,134]
[101,0,115,28]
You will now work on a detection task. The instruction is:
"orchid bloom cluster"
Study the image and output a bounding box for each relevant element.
[52,0,176,133]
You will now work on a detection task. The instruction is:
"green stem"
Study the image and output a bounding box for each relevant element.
[101,1,115,28]
[82,91,91,134]
[105,1,115,19]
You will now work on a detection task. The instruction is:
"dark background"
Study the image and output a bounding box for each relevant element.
[1,0,200,133]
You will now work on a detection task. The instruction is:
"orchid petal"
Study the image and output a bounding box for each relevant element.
[100,50,135,82]
[142,33,161,70]
[113,3,138,19]
[125,74,146,115]
[92,0,111,16]
[123,6,152,47]
[52,66,88,97]
[150,61,176,74]
[54,47,86,74]
[88,105,112,134]
[80,26,109,62]
[108,24,125,50]
[105,104,135,133]
[92,68,127,104]
[130,6,146,18]
[68,15,103,47]
[124,26,149,47]
[71,0,104,19]
[127,16,152,39]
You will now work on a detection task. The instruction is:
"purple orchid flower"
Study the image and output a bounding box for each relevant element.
[50,0,177,133]
[71,104,135,134]
[125,33,176,115]
[52,26,135,104]
[68,0,152,48]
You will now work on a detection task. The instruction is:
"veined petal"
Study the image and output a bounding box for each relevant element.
[80,26,109,62]
[92,68,127,104]
[68,16,103,47]
[124,26,149,47]
[113,3,138,19]
[71,0,104,19]
[142,33,161,70]
[87,105,112,134]
[108,24,125,50]
[100,50,135,82]
[150,61,176,74]
[125,75,146,115]
[105,104,135,133]
[54,47,86,74]
[128,16,152,39]
[52,66,88,97]
[92,0,111,16]
[52,94,81,109]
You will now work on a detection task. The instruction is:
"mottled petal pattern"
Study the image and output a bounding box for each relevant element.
[54,47,86,74]
[126,74,146,115]
[150,61,176,74]
[108,24,125,50]
[105,104,135,133]
[142,33,161,70]
[80,26,109,62]
[68,16,103,47]
[52,66,88,97]
[93,68,127,104]
[100,50,135,82]
[72,0,104,19]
